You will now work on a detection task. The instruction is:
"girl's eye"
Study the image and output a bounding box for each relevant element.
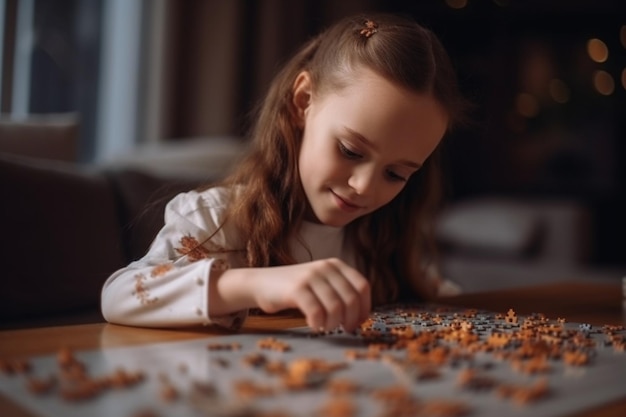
[386,170,408,182]
[338,142,362,159]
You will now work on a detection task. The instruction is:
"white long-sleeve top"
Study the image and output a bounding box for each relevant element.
[101,187,354,329]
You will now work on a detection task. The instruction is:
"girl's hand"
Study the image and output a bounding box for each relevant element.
[252,258,371,332]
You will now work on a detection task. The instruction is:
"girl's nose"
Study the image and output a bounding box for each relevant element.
[348,166,377,196]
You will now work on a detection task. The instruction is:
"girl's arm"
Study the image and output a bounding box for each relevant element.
[101,188,371,331]
[210,258,371,332]
[101,189,248,329]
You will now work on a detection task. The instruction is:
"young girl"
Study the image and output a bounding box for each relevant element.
[101,13,468,332]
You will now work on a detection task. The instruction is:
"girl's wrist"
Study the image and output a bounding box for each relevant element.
[213,268,259,313]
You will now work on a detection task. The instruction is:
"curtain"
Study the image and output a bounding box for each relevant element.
[161,0,375,140]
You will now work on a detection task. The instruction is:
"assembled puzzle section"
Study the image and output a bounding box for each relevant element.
[0,303,625,417]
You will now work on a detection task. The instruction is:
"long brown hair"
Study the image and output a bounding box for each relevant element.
[218,13,468,304]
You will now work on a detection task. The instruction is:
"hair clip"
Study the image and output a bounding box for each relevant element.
[359,19,378,38]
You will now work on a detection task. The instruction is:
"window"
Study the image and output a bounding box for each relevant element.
[0,0,150,162]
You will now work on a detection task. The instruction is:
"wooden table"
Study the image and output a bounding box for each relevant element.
[1,281,624,417]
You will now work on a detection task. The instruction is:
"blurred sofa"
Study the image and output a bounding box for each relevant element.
[0,113,79,162]
[435,196,621,293]
[0,152,207,329]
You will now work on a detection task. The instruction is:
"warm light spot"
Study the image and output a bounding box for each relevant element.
[587,38,609,63]
[446,0,468,9]
[515,93,539,117]
[549,79,570,103]
[621,68,626,91]
[621,25,626,49]
[593,70,614,95]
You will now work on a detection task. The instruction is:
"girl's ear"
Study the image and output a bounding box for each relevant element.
[292,71,313,128]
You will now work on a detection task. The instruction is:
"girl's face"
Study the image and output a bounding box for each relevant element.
[294,67,448,227]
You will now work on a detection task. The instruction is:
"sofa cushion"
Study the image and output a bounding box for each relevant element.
[436,198,543,258]
[0,113,79,162]
[0,153,125,321]
[104,169,206,263]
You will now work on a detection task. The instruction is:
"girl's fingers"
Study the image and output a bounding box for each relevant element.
[323,273,362,331]
[293,285,327,330]
[281,259,372,332]
[308,277,345,331]
[328,260,372,327]
[310,261,371,332]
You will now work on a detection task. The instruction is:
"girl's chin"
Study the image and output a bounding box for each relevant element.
[312,212,358,228]
[304,202,361,227]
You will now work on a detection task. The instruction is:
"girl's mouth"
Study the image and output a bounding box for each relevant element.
[331,191,361,213]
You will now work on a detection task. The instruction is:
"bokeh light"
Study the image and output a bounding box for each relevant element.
[587,38,609,63]
[621,25,626,49]
[593,70,614,95]
[446,0,468,9]
[621,68,626,91]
